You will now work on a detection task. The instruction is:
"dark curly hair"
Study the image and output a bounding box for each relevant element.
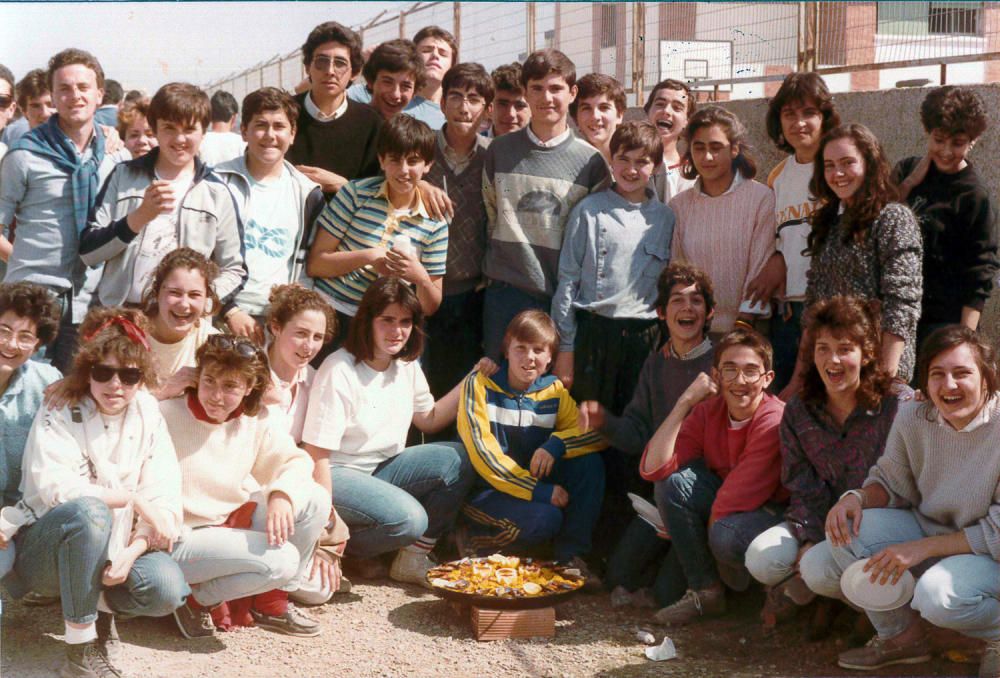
[0,282,60,347]
[919,85,989,140]
[142,248,220,322]
[765,72,841,154]
[345,277,424,364]
[681,106,757,181]
[266,284,336,344]
[64,307,158,402]
[301,21,364,78]
[194,335,271,417]
[807,123,898,255]
[799,296,891,411]
[654,262,716,336]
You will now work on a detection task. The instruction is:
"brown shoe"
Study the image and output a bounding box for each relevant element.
[654,587,725,626]
[761,584,798,630]
[838,626,931,671]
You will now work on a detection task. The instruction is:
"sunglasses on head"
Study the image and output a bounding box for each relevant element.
[207,334,265,360]
[91,364,143,386]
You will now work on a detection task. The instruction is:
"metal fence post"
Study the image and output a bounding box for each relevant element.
[527,2,536,54]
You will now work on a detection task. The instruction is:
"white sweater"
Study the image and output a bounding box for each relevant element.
[12,391,182,559]
[864,396,1000,559]
[159,396,320,529]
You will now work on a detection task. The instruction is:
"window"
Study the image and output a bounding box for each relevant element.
[928,2,981,35]
[877,2,982,36]
[600,4,618,49]
[543,29,555,49]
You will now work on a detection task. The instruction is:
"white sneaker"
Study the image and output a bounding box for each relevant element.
[389,549,434,588]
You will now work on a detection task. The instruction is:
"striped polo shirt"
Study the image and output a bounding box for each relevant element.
[313,176,449,315]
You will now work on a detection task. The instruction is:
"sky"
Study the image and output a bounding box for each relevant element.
[0,1,407,92]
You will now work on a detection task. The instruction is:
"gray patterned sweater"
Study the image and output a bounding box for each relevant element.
[805,202,923,380]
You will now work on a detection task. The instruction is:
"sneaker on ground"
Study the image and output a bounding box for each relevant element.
[59,640,123,678]
[95,612,121,663]
[250,604,321,637]
[837,633,931,670]
[978,638,1000,678]
[172,599,216,639]
[653,587,726,626]
[389,549,435,588]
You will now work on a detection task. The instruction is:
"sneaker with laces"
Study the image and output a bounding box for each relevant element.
[980,638,1000,678]
[172,599,216,639]
[95,612,121,663]
[654,587,726,626]
[250,604,321,637]
[59,640,123,678]
[389,549,435,588]
[837,633,931,670]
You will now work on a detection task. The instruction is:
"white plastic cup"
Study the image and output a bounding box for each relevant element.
[392,234,413,255]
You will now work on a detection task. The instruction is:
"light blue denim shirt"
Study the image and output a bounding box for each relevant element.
[0,359,61,506]
[552,187,675,351]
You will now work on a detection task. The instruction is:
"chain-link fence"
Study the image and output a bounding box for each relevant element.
[204,2,1000,105]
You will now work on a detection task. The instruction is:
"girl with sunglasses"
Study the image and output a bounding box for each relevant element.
[301,276,477,586]
[162,333,331,639]
[5,307,188,678]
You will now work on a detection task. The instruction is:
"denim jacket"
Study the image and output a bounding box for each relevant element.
[0,360,61,507]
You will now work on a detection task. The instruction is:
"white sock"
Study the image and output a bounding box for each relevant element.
[404,537,437,554]
[64,622,97,645]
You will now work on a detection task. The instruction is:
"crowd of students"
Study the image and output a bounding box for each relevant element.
[0,18,998,678]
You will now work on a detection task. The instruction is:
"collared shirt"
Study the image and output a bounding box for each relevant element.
[312,176,448,316]
[0,360,62,506]
[696,170,744,198]
[436,127,479,175]
[304,92,349,122]
[669,337,713,361]
[526,124,572,149]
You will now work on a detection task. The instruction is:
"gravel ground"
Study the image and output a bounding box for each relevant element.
[1,582,979,678]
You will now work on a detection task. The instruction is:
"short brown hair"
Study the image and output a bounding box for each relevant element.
[655,263,715,334]
[521,49,576,89]
[301,21,364,78]
[64,308,158,402]
[799,296,891,411]
[0,282,60,346]
[919,85,989,140]
[241,87,300,133]
[682,105,757,181]
[116,97,151,139]
[266,284,336,345]
[442,63,494,105]
[492,63,524,95]
[413,25,459,63]
[362,39,426,91]
[16,69,49,110]
[142,248,220,321]
[148,82,211,133]
[609,120,663,165]
[916,325,999,401]
[345,277,424,363]
[766,72,841,154]
[194,335,271,417]
[502,310,559,358]
[570,73,626,121]
[644,79,695,116]
[376,113,435,163]
[714,327,773,372]
[47,48,105,91]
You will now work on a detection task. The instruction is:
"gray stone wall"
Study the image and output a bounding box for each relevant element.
[627,83,1000,348]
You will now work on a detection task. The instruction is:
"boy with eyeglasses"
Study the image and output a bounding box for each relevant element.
[639,327,787,625]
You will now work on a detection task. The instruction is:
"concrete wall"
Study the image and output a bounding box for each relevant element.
[626,83,1000,348]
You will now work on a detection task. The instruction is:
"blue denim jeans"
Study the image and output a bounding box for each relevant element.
[3,497,188,623]
[482,283,549,361]
[604,516,687,607]
[171,485,330,607]
[799,508,1000,641]
[332,442,475,559]
[769,300,804,394]
[655,460,784,591]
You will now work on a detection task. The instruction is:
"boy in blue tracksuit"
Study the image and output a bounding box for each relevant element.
[457,309,605,572]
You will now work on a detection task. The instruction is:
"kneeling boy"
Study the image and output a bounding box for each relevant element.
[457,310,606,574]
[641,328,786,624]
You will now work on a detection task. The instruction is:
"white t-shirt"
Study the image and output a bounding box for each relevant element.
[268,364,315,443]
[149,320,219,378]
[198,132,247,167]
[128,173,193,303]
[652,162,696,204]
[301,348,434,474]
[237,168,299,314]
[770,156,817,301]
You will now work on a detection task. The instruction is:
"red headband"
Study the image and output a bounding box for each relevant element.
[82,316,151,351]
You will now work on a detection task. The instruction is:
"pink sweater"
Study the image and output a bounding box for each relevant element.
[669,176,776,333]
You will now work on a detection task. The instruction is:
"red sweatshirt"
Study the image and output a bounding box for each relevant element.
[641,393,788,521]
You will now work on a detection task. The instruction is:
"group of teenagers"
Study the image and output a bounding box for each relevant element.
[0,16,998,678]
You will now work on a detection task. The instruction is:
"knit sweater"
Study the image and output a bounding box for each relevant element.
[864,396,1000,560]
[668,176,776,332]
[805,202,923,380]
[159,396,316,529]
[482,127,610,298]
[640,392,788,521]
[894,157,999,325]
[598,340,714,456]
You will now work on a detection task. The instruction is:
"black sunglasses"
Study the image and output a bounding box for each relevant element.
[91,364,143,386]
[0,96,11,109]
[207,334,265,360]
